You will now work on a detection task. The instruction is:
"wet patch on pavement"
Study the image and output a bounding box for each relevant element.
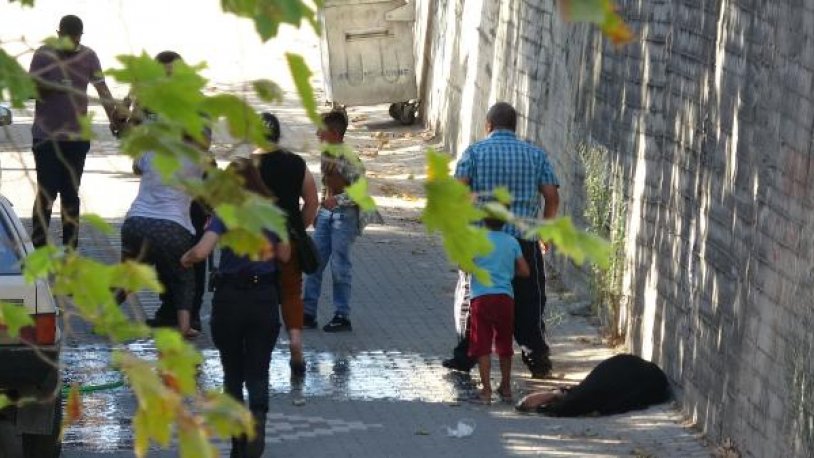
[61,343,479,452]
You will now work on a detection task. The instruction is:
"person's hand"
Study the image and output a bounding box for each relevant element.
[539,240,550,255]
[322,196,338,210]
[180,251,194,269]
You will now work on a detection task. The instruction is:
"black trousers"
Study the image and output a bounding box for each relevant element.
[453,238,549,367]
[211,283,280,414]
[31,140,90,248]
[511,239,550,357]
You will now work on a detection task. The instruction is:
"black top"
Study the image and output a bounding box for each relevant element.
[257,149,307,237]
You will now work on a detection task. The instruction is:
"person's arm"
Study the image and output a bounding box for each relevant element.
[93,80,125,128]
[540,184,559,220]
[515,255,531,278]
[276,241,291,263]
[538,184,560,253]
[301,168,319,228]
[181,231,219,268]
[454,149,473,186]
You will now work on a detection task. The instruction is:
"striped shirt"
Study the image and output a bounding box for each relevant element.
[454,130,559,238]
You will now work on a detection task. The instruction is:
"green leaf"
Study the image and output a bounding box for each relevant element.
[558,0,634,45]
[152,152,182,181]
[0,301,34,338]
[200,391,254,439]
[0,394,11,410]
[528,216,611,268]
[108,53,207,141]
[22,245,61,283]
[218,228,272,259]
[42,36,76,51]
[0,49,37,108]
[81,213,113,235]
[492,186,512,205]
[560,0,606,22]
[346,177,376,211]
[252,79,283,103]
[110,261,163,293]
[153,329,203,396]
[220,0,319,41]
[114,351,179,454]
[286,53,321,125]
[200,94,269,148]
[422,150,493,283]
[120,122,204,171]
[178,420,216,458]
[53,254,150,341]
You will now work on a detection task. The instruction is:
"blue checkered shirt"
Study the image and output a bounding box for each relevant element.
[455,130,559,238]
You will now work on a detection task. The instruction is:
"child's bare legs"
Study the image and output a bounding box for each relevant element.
[177,310,199,338]
[497,356,512,400]
[477,355,492,403]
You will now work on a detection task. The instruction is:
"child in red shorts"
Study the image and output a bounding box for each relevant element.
[469,216,530,404]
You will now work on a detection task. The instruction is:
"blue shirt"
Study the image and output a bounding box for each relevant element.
[455,130,559,238]
[471,231,523,299]
[207,217,279,275]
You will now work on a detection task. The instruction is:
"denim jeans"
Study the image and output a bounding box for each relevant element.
[303,206,359,318]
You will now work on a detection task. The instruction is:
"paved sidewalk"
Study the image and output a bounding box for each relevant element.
[1,109,713,458]
[0,2,713,452]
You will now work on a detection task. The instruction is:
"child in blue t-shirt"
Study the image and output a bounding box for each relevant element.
[469,216,530,404]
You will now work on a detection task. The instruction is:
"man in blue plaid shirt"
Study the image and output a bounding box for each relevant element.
[443,102,560,378]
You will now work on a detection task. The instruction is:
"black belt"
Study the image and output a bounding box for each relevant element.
[214,272,276,290]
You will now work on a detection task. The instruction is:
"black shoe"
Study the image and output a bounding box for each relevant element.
[526,356,553,379]
[230,436,247,458]
[442,357,475,372]
[246,411,266,458]
[323,314,352,332]
[303,314,317,329]
[290,360,306,377]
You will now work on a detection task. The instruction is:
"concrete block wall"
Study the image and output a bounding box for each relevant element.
[413,0,814,456]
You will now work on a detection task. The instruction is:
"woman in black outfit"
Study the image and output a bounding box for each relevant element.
[181,159,290,458]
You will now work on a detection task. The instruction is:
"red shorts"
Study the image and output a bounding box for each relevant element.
[468,294,514,358]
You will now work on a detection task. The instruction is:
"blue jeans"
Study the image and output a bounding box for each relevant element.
[304,206,359,318]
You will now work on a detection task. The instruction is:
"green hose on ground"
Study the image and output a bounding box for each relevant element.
[61,380,124,396]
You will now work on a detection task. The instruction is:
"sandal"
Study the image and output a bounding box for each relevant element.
[497,385,513,403]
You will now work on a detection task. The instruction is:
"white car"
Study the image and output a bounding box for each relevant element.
[0,194,62,457]
[0,104,11,126]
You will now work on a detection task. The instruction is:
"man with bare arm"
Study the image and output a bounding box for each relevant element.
[29,14,125,248]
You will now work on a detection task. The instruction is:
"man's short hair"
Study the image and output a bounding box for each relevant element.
[486,102,517,131]
[155,50,182,64]
[58,15,84,37]
[321,111,348,137]
[261,112,281,143]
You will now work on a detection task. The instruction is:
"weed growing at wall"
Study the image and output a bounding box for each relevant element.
[579,142,627,342]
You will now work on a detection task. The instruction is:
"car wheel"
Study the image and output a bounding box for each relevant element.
[389,102,402,120]
[21,396,62,458]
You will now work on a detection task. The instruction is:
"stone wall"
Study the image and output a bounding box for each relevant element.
[413,0,814,456]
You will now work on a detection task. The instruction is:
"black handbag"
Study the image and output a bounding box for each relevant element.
[293,230,320,274]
